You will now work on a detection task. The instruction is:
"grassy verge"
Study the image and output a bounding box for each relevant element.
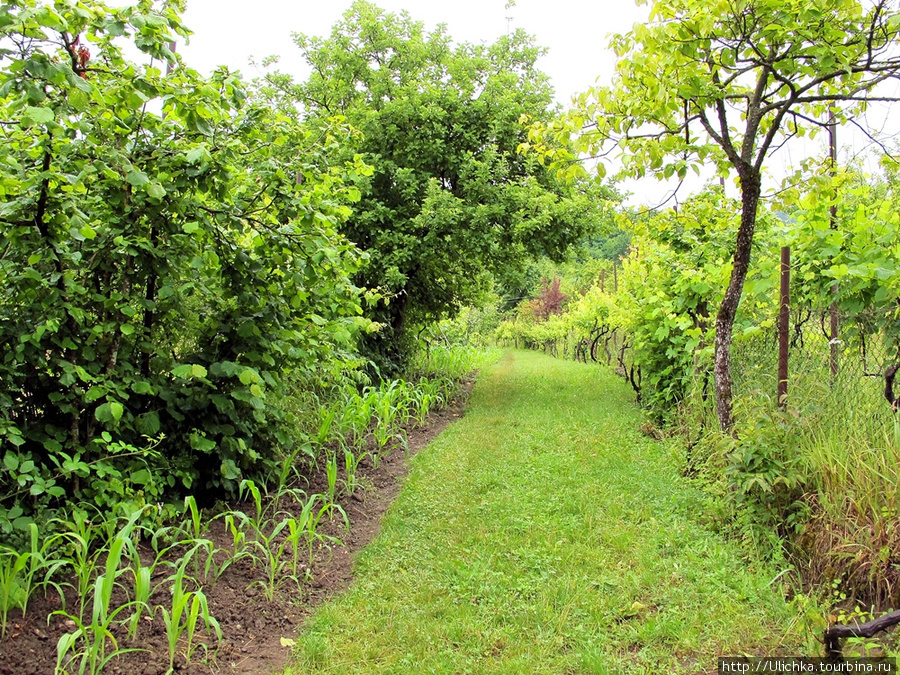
[287,350,815,674]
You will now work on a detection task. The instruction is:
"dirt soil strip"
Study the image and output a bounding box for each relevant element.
[0,383,472,675]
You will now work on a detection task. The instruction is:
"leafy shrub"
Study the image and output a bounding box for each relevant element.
[725,407,810,545]
[0,0,373,522]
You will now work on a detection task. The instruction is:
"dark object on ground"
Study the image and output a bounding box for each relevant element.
[824,609,900,659]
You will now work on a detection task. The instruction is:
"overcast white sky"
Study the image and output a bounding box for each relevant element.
[170,0,891,208]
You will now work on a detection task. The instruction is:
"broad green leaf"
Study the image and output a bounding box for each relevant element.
[172,365,193,378]
[22,106,54,126]
[146,182,166,199]
[126,170,150,187]
[68,88,89,111]
[131,381,153,394]
[238,369,259,385]
[220,459,240,480]
[136,411,161,436]
[3,453,19,472]
[190,434,216,452]
[185,146,208,164]
[131,469,151,485]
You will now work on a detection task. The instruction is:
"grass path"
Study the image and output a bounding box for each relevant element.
[287,350,812,674]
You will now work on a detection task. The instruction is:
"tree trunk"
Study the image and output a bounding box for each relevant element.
[713,166,761,433]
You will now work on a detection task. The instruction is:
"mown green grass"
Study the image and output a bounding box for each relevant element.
[285,350,814,674]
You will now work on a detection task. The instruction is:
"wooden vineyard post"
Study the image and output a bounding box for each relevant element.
[828,108,840,382]
[778,246,790,408]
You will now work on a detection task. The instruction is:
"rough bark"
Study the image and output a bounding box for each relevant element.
[713,166,761,433]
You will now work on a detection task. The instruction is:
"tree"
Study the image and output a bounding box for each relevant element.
[0,0,370,516]
[615,187,779,413]
[522,277,567,322]
[288,1,597,370]
[533,0,900,431]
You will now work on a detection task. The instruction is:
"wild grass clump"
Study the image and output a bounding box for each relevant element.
[411,344,501,382]
[681,335,900,613]
[795,409,900,609]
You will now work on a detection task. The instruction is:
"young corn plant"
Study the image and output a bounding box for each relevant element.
[239,479,270,535]
[54,602,142,675]
[51,509,108,621]
[0,547,30,638]
[413,376,447,427]
[290,493,323,572]
[283,516,308,581]
[344,389,375,451]
[343,447,364,496]
[176,538,221,586]
[147,522,224,587]
[324,452,340,508]
[246,516,297,602]
[414,391,435,427]
[385,380,413,426]
[370,380,413,461]
[19,523,66,618]
[218,512,251,566]
[126,562,152,641]
[172,496,220,582]
[236,480,309,598]
[272,440,315,499]
[316,404,340,449]
[54,513,145,675]
[370,423,406,467]
[157,564,221,673]
[0,522,67,638]
[178,496,203,543]
[302,500,349,569]
[240,477,308,528]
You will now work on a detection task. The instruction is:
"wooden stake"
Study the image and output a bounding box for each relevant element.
[778,246,790,408]
[828,108,839,381]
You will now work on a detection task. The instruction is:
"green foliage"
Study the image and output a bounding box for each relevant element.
[499,186,788,416]
[156,564,221,673]
[584,228,632,262]
[0,0,373,518]
[785,159,900,341]
[289,1,598,369]
[535,0,900,186]
[530,0,900,431]
[725,408,809,547]
[615,189,781,412]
